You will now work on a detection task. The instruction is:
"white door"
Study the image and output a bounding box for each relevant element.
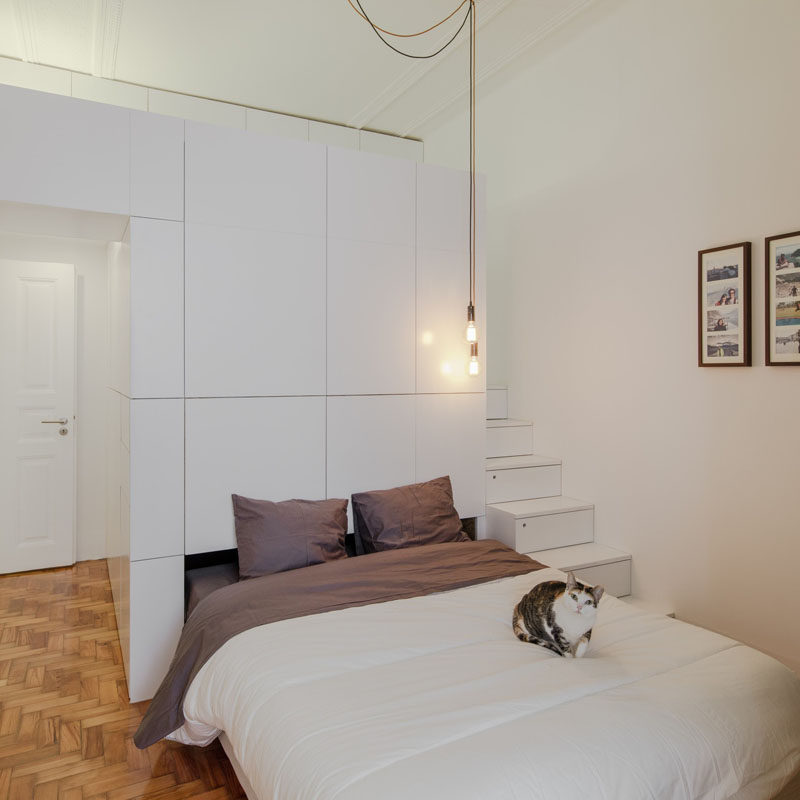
[0,259,76,573]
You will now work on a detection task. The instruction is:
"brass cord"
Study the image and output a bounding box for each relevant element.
[349,0,478,359]
[353,0,471,59]
[468,0,476,309]
[346,0,471,38]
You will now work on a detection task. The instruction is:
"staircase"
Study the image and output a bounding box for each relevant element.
[483,387,632,597]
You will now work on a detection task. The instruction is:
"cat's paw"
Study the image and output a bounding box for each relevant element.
[563,651,574,659]
[573,640,588,659]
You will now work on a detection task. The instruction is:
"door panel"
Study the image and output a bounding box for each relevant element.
[0,259,76,573]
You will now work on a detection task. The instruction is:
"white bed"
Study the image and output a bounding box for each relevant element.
[171,567,800,800]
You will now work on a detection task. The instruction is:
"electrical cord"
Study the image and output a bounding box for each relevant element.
[353,0,472,59]
[349,0,478,330]
[346,0,470,39]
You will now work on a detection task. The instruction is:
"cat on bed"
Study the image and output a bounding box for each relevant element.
[512,571,604,658]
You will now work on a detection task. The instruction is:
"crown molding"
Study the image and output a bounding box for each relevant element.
[400,0,595,135]
[11,0,39,64]
[93,0,125,78]
[347,0,513,130]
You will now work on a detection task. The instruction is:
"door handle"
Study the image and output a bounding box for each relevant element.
[41,418,68,425]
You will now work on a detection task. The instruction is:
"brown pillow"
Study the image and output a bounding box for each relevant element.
[351,476,467,553]
[232,495,348,579]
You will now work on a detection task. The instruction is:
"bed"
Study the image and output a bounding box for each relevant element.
[135,539,800,800]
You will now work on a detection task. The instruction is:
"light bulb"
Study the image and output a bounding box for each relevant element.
[468,341,479,376]
[465,303,477,343]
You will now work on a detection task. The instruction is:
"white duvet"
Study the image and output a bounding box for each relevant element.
[172,568,800,800]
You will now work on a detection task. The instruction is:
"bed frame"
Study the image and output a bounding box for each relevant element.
[218,728,800,800]
[219,733,257,800]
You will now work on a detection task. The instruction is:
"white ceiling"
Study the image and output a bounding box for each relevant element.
[0,0,594,136]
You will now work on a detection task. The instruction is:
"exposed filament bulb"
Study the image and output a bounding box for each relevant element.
[465,303,477,342]
[468,341,479,376]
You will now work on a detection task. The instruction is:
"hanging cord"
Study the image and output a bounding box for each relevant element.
[352,0,472,59]
[469,0,476,309]
[349,0,477,346]
[346,0,471,38]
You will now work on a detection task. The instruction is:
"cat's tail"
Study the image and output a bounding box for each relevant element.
[512,604,533,642]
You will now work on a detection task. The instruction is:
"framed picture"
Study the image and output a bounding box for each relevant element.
[698,242,751,367]
[765,229,800,365]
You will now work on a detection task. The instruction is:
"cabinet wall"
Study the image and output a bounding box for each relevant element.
[0,82,485,702]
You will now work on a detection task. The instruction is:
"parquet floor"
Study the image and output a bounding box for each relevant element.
[0,560,245,800]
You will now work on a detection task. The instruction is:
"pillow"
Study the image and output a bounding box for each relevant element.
[232,495,348,579]
[351,476,468,553]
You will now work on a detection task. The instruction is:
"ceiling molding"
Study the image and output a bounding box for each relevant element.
[11,0,40,63]
[347,0,513,130]
[92,0,124,78]
[400,0,595,135]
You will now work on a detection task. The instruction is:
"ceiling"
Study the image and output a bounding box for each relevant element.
[0,0,595,136]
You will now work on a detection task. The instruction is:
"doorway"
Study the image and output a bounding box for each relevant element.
[0,200,129,574]
[0,259,76,572]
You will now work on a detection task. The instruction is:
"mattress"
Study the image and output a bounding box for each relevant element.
[172,566,800,800]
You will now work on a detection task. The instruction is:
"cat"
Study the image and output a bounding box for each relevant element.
[512,571,604,658]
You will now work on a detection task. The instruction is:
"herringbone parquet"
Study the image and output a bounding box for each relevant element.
[0,560,245,800]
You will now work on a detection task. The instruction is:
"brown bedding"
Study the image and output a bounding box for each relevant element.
[134,539,545,749]
[185,562,238,619]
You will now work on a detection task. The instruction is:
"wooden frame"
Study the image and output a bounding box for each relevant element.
[698,242,751,367]
[765,229,800,366]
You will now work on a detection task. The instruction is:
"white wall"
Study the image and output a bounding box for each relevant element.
[422,0,800,672]
[0,232,108,561]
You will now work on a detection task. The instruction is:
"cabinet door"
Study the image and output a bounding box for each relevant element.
[130,218,183,399]
[416,164,486,394]
[417,162,471,255]
[128,556,184,702]
[0,84,129,214]
[185,223,325,397]
[185,121,324,235]
[185,397,326,554]
[327,395,415,530]
[129,399,184,561]
[416,394,485,519]
[417,247,485,393]
[328,148,415,246]
[107,227,131,398]
[130,111,184,221]
[327,239,414,395]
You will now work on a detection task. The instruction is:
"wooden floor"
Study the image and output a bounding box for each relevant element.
[0,560,245,800]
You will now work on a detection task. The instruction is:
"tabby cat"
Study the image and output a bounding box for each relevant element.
[512,572,604,658]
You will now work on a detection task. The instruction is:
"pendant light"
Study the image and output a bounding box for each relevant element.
[350,0,479,376]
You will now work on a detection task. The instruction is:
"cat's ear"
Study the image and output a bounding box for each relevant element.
[565,571,578,590]
[591,585,605,603]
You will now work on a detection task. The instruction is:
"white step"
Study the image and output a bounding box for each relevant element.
[530,542,631,597]
[486,386,508,420]
[486,496,594,554]
[486,418,533,458]
[534,542,628,570]
[529,542,631,597]
[485,454,561,503]
[623,597,675,618]
[486,454,560,470]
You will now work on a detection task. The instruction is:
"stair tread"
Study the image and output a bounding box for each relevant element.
[623,597,676,618]
[486,454,561,470]
[529,542,630,570]
[487,495,593,518]
[486,418,532,429]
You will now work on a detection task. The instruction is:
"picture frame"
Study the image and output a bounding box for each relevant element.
[765,229,800,366]
[698,242,751,367]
